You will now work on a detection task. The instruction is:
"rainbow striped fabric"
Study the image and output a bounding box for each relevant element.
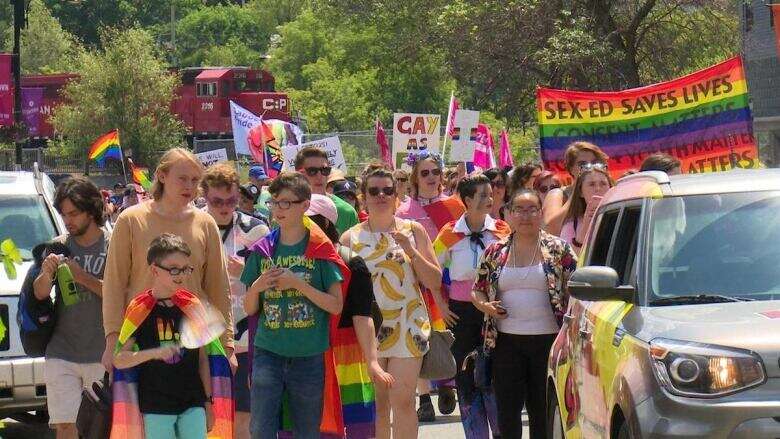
[130,162,152,191]
[538,56,759,181]
[111,290,233,439]
[89,130,122,165]
[247,217,375,438]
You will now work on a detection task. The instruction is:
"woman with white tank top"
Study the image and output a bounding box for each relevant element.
[471,189,578,439]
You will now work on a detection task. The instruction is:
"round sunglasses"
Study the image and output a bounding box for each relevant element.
[419,168,442,178]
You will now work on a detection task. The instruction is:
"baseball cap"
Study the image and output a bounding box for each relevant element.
[332,180,358,197]
[305,194,338,225]
[248,166,268,180]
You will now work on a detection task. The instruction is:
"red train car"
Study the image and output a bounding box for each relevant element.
[12,65,291,144]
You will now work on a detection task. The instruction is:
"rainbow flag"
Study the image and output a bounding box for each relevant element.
[111,290,233,439]
[130,161,152,191]
[88,129,122,165]
[538,56,758,182]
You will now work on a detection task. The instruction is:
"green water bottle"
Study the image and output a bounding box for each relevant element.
[57,263,79,306]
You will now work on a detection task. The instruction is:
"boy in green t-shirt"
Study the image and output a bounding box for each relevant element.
[241,172,343,438]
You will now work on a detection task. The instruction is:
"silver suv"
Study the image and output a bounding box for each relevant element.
[0,165,64,418]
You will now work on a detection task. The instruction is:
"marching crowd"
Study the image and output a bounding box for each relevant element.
[31,141,683,439]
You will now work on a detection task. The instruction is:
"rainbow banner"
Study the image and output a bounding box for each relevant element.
[88,129,123,165]
[128,159,152,191]
[537,56,759,182]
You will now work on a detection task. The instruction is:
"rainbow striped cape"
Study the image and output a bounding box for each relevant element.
[111,290,233,439]
[247,217,375,438]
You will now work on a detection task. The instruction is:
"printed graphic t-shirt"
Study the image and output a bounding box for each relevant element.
[241,234,342,357]
[134,301,206,415]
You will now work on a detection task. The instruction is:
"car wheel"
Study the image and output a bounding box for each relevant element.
[547,389,566,439]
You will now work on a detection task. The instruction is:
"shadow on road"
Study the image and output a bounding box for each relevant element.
[0,420,54,439]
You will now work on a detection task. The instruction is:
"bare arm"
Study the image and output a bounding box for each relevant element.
[68,260,103,297]
[32,254,60,301]
[352,316,379,365]
[543,188,568,236]
[103,214,132,339]
[203,219,234,349]
[113,337,177,369]
[291,277,343,315]
[406,222,442,294]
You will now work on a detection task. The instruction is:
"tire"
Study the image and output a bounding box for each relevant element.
[547,389,566,439]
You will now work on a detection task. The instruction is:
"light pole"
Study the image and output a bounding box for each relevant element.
[171,2,176,67]
[11,0,26,170]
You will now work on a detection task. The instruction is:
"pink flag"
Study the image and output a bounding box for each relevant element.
[498,130,514,169]
[445,92,460,137]
[376,118,393,169]
[473,123,496,169]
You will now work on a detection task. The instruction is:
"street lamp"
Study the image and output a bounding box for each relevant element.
[10,0,27,170]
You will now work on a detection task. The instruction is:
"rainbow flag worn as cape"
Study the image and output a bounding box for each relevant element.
[246,217,375,438]
[433,218,512,293]
[111,290,233,439]
[89,130,123,165]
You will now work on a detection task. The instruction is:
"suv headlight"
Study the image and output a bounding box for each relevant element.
[649,338,766,398]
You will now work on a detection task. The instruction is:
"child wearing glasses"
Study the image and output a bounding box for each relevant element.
[242,172,344,438]
[112,234,215,439]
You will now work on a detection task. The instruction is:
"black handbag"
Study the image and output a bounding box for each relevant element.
[76,371,112,439]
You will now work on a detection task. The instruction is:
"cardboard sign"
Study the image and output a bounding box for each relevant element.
[195,148,229,167]
[392,113,441,168]
[281,136,347,172]
[448,109,480,162]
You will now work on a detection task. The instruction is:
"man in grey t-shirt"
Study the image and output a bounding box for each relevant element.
[33,177,109,439]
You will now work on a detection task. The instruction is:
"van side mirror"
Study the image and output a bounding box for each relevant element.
[568,266,635,303]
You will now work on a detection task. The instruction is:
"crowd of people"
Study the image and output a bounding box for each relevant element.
[32,140,684,439]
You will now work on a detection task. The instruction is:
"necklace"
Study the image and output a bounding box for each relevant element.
[510,233,541,281]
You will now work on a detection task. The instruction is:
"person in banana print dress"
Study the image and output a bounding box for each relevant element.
[341,166,443,439]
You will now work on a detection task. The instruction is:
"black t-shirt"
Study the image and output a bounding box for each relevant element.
[338,256,375,328]
[135,301,206,414]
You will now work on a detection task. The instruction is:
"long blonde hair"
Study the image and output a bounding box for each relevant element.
[151,148,204,201]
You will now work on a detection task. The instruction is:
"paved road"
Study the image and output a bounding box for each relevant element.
[419,394,529,438]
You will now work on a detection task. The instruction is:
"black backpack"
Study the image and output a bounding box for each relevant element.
[17,241,68,357]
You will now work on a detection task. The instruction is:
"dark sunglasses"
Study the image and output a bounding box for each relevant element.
[420,168,442,178]
[367,186,396,197]
[396,177,408,183]
[155,264,194,276]
[538,183,561,193]
[206,196,238,208]
[266,199,305,209]
[578,161,608,172]
[303,166,332,177]
[490,180,506,188]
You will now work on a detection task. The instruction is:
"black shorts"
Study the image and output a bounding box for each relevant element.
[233,352,251,412]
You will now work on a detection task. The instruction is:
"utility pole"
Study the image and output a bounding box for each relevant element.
[11,0,26,170]
[171,2,176,67]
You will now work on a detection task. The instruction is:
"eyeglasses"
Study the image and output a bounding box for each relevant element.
[396,178,408,183]
[206,196,238,208]
[266,199,305,209]
[491,180,506,189]
[538,183,561,194]
[302,166,332,177]
[367,186,396,197]
[578,161,608,172]
[419,168,442,178]
[155,264,194,276]
[508,206,541,217]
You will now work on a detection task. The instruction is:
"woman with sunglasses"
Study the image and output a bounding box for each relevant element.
[542,141,608,235]
[341,166,443,439]
[471,189,577,439]
[433,174,511,438]
[532,171,562,204]
[102,148,236,374]
[560,165,614,253]
[483,168,508,220]
[396,151,464,420]
[393,169,411,203]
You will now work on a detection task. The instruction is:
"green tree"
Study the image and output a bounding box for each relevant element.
[51,28,185,166]
[3,0,83,74]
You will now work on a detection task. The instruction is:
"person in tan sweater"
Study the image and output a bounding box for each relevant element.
[101,148,235,372]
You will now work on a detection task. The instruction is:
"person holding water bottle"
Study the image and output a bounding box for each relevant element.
[33,177,110,439]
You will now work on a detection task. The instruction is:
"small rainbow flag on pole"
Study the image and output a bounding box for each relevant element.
[128,158,152,191]
[88,129,122,166]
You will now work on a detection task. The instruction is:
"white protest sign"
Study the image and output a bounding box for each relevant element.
[392,113,440,169]
[195,148,229,167]
[229,101,261,156]
[448,109,480,162]
[281,136,347,172]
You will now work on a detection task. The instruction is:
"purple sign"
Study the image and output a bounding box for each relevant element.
[21,87,43,136]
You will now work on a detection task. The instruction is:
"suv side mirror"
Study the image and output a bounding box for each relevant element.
[568,266,635,303]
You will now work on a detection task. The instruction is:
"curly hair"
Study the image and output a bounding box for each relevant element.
[54,177,106,226]
[200,162,239,194]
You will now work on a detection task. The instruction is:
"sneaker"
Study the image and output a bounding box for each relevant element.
[437,386,457,415]
[417,398,436,422]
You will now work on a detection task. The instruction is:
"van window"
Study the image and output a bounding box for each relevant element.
[588,209,619,266]
[610,207,641,284]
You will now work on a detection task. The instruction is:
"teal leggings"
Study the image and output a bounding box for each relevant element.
[143,407,206,439]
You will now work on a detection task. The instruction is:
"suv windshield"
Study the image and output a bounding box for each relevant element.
[0,195,57,260]
[649,191,780,302]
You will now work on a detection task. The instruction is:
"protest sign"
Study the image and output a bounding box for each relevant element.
[281,136,346,172]
[392,113,441,168]
[448,109,480,162]
[21,88,43,136]
[537,56,758,183]
[195,148,229,167]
